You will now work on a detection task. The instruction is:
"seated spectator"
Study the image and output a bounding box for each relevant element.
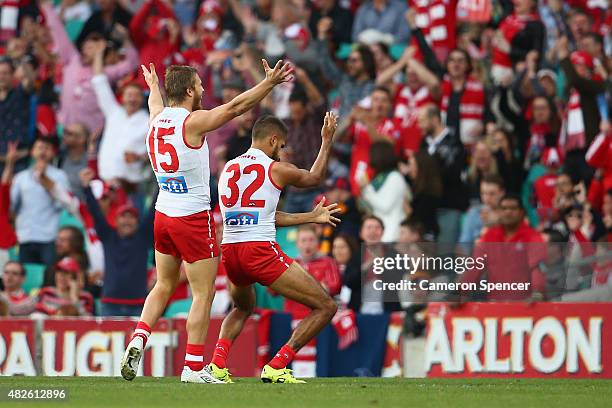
[11,137,69,266]
[459,175,505,246]
[461,194,546,301]
[0,261,36,316]
[332,233,361,312]
[59,122,90,200]
[352,0,409,44]
[35,257,94,316]
[360,141,410,242]
[285,225,342,317]
[0,142,18,268]
[80,168,154,316]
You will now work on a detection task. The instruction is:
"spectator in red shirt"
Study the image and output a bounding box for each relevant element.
[0,141,18,267]
[375,46,438,158]
[34,257,94,316]
[0,261,35,316]
[284,225,341,317]
[345,86,400,196]
[129,0,180,89]
[533,147,563,224]
[462,194,546,301]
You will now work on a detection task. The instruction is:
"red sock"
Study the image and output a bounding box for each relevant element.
[268,344,296,369]
[132,321,151,348]
[210,338,232,369]
[184,344,205,371]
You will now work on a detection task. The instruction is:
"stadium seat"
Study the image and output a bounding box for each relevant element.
[164,299,192,317]
[8,246,18,261]
[22,263,46,295]
[59,209,85,229]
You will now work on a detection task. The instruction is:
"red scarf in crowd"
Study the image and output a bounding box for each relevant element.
[560,89,586,152]
[492,12,540,69]
[409,0,457,62]
[394,85,433,157]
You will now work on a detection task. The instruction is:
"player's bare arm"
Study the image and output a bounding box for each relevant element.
[141,63,165,122]
[185,59,293,141]
[272,111,338,189]
[275,199,341,227]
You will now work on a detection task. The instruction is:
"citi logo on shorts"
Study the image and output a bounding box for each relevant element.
[225,211,259,226]
[158,176,188,194]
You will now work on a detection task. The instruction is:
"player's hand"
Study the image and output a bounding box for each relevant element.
[311,197,341,227]
[79,167,95,187]
[141,63,159,89]
[321,111,338,143]
[262,59,294,86]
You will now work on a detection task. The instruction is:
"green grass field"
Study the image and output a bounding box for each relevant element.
[1,377,611,408]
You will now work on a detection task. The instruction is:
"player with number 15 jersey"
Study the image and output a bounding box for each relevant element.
[121,60,293,385]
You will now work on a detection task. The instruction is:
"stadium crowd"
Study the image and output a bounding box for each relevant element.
[0,0,611,321]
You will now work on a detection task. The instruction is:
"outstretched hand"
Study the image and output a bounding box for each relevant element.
[141,63,159,89]
[262,59,294,85]
[311,198,342,227]
[321,111,339,142]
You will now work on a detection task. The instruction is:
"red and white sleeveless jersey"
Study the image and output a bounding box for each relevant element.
[146,107,211,217]
[218,148,282,244]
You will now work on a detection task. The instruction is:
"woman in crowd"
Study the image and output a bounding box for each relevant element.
[360,141,410,242]
[401,150,443,241]
[332,233,361,313]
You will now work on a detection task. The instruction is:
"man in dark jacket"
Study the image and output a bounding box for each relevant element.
[80,168,154,316]
[418,104,468,253]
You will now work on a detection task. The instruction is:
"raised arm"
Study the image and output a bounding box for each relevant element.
[185,59,293,137]
[92,43,121,118]
[275,200,341,227]
[271,112,337,189]
[142,63,165,121]
[41,1,78,66]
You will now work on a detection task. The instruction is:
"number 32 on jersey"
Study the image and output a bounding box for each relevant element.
[221,163,267,208]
